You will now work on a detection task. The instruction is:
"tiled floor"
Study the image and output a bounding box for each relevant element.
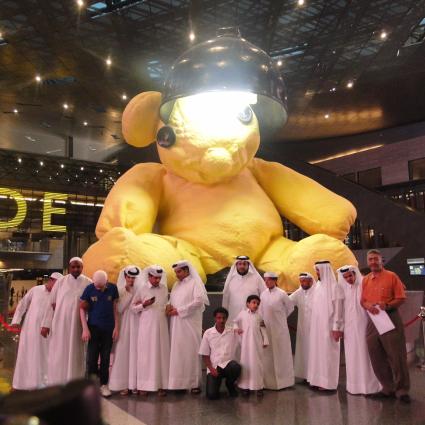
[108,366,425,425]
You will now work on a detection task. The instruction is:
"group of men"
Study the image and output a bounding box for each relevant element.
[11,249,411,403]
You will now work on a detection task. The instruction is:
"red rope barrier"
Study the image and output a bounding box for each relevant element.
[404,315,420,328]
[0,314,20,334]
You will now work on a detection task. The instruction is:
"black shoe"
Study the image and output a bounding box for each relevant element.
[228,388,239,398]
[367,391,395,399]
[399,394,411,404]
[242,389,250,396]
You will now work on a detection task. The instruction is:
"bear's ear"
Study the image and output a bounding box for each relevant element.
[122,91,163,147]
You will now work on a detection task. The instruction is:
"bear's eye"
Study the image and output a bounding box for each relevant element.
[237,106,253,124]
[156,126,176,148]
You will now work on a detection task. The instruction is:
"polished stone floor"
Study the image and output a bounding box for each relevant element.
[108,366,425,425]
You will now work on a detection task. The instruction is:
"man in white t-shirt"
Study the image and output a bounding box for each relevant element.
[199,307,241,399]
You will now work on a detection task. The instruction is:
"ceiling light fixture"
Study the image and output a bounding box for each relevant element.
[297,0,305,5]
[60,164,65,168]
[76,0,84,7]
[277,60,282,67]
[346,81,354,88]
[39,161,44,166]
[106,57,112,66]
[80,166,84,171]
[121,93,127,100]
[380,31,388,40]
[189,31,195,42]
[324,114,330,119]
[35,75,42,83]
[13,108,18,114]
[83,121,88,126]
[17,158,22,163]
[63,103,69,110]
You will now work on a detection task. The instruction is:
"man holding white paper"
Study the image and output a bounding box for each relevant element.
[360,249,410,403]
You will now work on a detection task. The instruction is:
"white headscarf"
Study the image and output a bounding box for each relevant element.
[264,271,279,279]
[337,265,362,287]
[172,260,209,306]
[69,257,83,264]
[314,261,342,317]
[141,265,167,288]
[50,272,63,281]
[298,271,316,286]
[337,264,363,313]
[116,265,144,293]
[223,256,263,296]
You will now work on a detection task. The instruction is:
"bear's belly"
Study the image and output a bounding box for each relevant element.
[159,169,283,267]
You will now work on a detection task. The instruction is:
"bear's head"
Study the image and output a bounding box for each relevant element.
[122,31,287,185]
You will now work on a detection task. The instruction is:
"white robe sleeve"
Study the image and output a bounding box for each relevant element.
[11,288,34,325]
[332,298,344,331]
[289,290,299,307]
[282,291,295,317]
[118,290,134,314]
[222,286,230,310]
[257,278,267,296]
[259,315,269,346]
[41,281,60,329]
[176,296,203,318]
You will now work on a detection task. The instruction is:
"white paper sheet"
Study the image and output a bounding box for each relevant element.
[367,307,396,335]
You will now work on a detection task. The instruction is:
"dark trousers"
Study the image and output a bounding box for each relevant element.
[366,309,410,396]
[206,360,241,400]
[87,325,113,386]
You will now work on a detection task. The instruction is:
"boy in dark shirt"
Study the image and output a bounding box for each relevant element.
[80,270,119,397]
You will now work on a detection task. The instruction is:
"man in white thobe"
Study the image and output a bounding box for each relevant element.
[307,260,344,390]
[167,260,209,393]
[337,265,382,395]
[289,272,316,381]
[260,271,294,390]
[109,265,143,395]
[222,255,266,323]
[41,257,91,386]
[132,265,169,396]
[11,272,62,390]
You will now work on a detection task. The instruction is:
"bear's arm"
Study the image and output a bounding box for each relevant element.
[96,162,166,238]
[249,158,356,240]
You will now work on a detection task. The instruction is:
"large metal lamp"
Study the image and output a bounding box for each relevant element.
[160,27,288,141]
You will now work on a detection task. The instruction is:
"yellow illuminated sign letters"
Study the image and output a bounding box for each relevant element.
[43,192,68,232]
[0,188,68,232]
[0,188,27,230]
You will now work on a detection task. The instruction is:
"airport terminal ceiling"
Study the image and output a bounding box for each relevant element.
[0,0,425,164]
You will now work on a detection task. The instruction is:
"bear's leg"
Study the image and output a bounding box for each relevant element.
[257,234,357,292]
[82,227,207,288]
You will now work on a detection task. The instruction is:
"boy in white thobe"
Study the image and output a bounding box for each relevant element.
[41,257,91,386]
[289,272,316,381]
[222,256,266,323]
[132,265,169,396]
[167,260,209,393]
[11,272,62,390]
[109,265,143,395]
[234,294,269,396]
[260,272,294,390]
[337,265,382,395]
[307,261,344,391]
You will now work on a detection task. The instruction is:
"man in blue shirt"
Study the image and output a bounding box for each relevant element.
[80,270,119,397]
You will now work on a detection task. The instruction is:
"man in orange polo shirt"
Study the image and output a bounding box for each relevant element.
[360,249,410,403]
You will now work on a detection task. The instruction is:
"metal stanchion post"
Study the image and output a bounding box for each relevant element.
[419,306,425,371]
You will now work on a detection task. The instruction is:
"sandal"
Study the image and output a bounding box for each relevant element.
[131,389,139,395]
[119,389,129,396]
[190,387,201,394]
[139,390,148,396]
[158,389,167,397]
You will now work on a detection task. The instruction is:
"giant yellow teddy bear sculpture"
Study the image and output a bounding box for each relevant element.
[83,91,357,291]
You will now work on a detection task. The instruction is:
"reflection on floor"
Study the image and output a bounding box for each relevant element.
[108,367,425,425]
